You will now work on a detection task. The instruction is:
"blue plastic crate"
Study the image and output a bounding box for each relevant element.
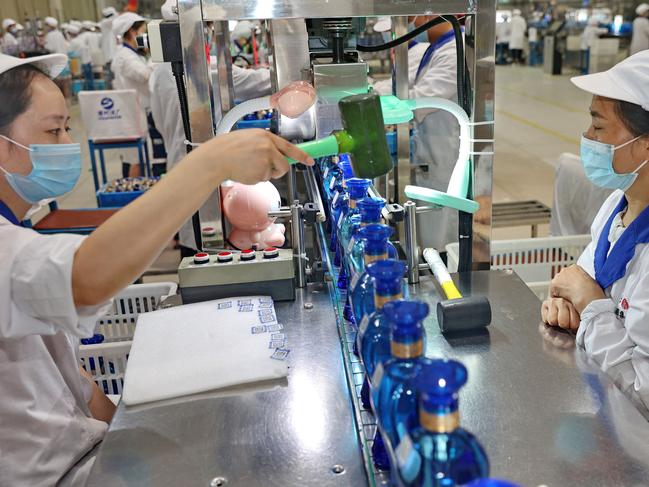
[93,79,106,90]
[71,79,84,96]
[236,119,271,130]
[97,185,144,208]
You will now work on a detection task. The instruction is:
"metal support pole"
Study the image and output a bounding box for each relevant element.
[292,201,307,288]
[404,201,420,284]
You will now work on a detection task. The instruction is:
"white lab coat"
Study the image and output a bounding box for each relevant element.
[496,21,511,44]
[87,31,104,67]
[1,31,18,55]
[44,29,69,55]
[149,63,272,249]
[581,25,608,51]
[99,17,117,64]
[576,190,649,409]
[630,17,649,55]
[0,218,110,486]
[509,14,527,50]
[550,153,613,236]
[69,34,92,65]
[372,42,430,98]
[111,44,154,110]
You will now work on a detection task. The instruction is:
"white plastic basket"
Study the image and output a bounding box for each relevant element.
[79,341,132,396]
[96,282,177,342]
[446,235,592,300]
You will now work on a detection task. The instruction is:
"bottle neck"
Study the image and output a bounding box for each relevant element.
[349,199,358,209]
[374,291,402,310]
[364,252,388,265]
[390,338,423,359]
[419,409,460,434]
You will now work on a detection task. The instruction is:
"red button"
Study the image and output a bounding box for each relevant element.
[193,252,210,265]
[263,247,279,259]
[202,226,216,237]
[240,249,256,261]
[217,251,233,263]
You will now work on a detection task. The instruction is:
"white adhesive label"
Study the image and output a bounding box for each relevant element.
[337,212,344,229]
[358,314,370,337]
[347,236,355,253]
[349,271,361,292]
[329,176,337,191]
[371,362,384,388]
[323,167,330,179]
[395,433,421,484]
[331,191,340,207]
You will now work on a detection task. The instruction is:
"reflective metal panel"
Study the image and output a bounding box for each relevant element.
[210,20,235,122]
[268,19,310,90]
[85,287,367,486]
[202,0,475,20]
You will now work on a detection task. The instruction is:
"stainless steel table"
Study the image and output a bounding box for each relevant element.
[86,271,649,486]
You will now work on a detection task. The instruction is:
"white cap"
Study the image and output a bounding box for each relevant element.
[231,20,254,40]
[44,16,58,28]
[82,20,99,30]
[0,53,68,79]
[15,23,24,31]
[571,50,649,111]
[513,9,522,15]
[112,12,145,36]
[637,3,649,15]
[102,7,118,18]
[2,19,16,30]
[161,0,177,21]
[66,25,81,35]
[373,17,392,33]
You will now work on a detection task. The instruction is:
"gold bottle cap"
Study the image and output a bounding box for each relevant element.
[364,252,388,265]
[420,410,460,433]
[391,339,423,359]
[374,292,403,310]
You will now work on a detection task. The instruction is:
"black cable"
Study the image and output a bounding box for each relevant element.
[356,16,447,52]
[171,61,203,252]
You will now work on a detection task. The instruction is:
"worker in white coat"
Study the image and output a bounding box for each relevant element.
[99,7,118,87]
[43,17,69,55]
[0,52,312,486]
[371,16,462,251]
[542,50,649,409]
[581,17,608,73]
[151,0,273,254]
[496,15,511,64]
[1,19,19,56]
[68,24,94,89]
[630,3,649,56]
[509,9,527,64]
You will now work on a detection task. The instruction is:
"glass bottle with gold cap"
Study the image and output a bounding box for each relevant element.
[357,259,407,410]
[394,359,489,486]
[338,177,371,261]
[372,300,430,472]
[349,224,400,322]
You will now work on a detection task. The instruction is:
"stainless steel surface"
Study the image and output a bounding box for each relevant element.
[404,200,419,285]
[393,16,411,251]
[268,208,292,218]
[465,6,496,269]
[268,19,310,91]
[409,270,649,486]
[312,63,368,138]
[305,166,327,223]
[86,286,368,487]
[210,20,235,122]
[202,0,475,20]
[291,201,307,288]
[279,109,317,141]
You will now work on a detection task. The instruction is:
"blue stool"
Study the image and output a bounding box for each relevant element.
[88,137,152,205]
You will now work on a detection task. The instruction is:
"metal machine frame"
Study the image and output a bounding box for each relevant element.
[175,0,496,273]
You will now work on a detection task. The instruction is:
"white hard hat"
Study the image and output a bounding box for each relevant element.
[571,50,649,111]
[102,7,118,18]
[637,3,649,15]
[44,16,58,28]
[373,17,392,33]
[0,52,68,79]
[161,0,177,21]
[112,12,145,36]
[231,20,253,40]
[2,19,16,30]
[66,25,80,35]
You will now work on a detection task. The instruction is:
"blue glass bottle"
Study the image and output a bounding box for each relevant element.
[372,300,429,472]
[350,197,398,277]
[357,259,407,410]
[322,161,342,204]
[339,153,355,183]
[349,224,396,322]
[330,192,348,256]
[395,360,489,487]
[338,178,371,260]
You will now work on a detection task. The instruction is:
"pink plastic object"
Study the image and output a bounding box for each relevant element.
[222,181,286,249]
[270,81,317,119]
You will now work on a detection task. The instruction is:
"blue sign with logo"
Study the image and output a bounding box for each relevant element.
[97,96,121,121]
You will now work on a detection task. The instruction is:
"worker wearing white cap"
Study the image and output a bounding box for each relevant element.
[99,6,118,84]
[68,22,94,89]
[150,0,273,253]
[542,51,649,409]
[630,3,649,55]
[1,19,19,56]
[0,51,311,486]
[509,9,527,64]
[43,17,69,55]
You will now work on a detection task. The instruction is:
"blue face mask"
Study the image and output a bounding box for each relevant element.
[408,18,429,44]
[0,135,82,204]
[581,134,649,191]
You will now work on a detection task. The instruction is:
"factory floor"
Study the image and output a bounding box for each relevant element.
[47,64,591,277]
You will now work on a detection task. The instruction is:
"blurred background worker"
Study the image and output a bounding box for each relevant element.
[1,19,19,56]
[151,0,272,255]
[509,9,527,64]
[43,17,71,97]
[99,7,118,88]
[581,18,608,74]
[630,3,649,55]
[495,14,510,64]
[68,23,94,90]
[371,15,461,251]
[111,12,154,177]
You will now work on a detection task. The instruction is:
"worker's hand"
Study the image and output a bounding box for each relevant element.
[541,297,581,332]
[549,265,605,314]
[197,129,314,185]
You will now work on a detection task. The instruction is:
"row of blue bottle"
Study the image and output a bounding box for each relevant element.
[358,297,489,486]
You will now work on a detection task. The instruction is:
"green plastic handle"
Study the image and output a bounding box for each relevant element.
[288,134,340,164]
